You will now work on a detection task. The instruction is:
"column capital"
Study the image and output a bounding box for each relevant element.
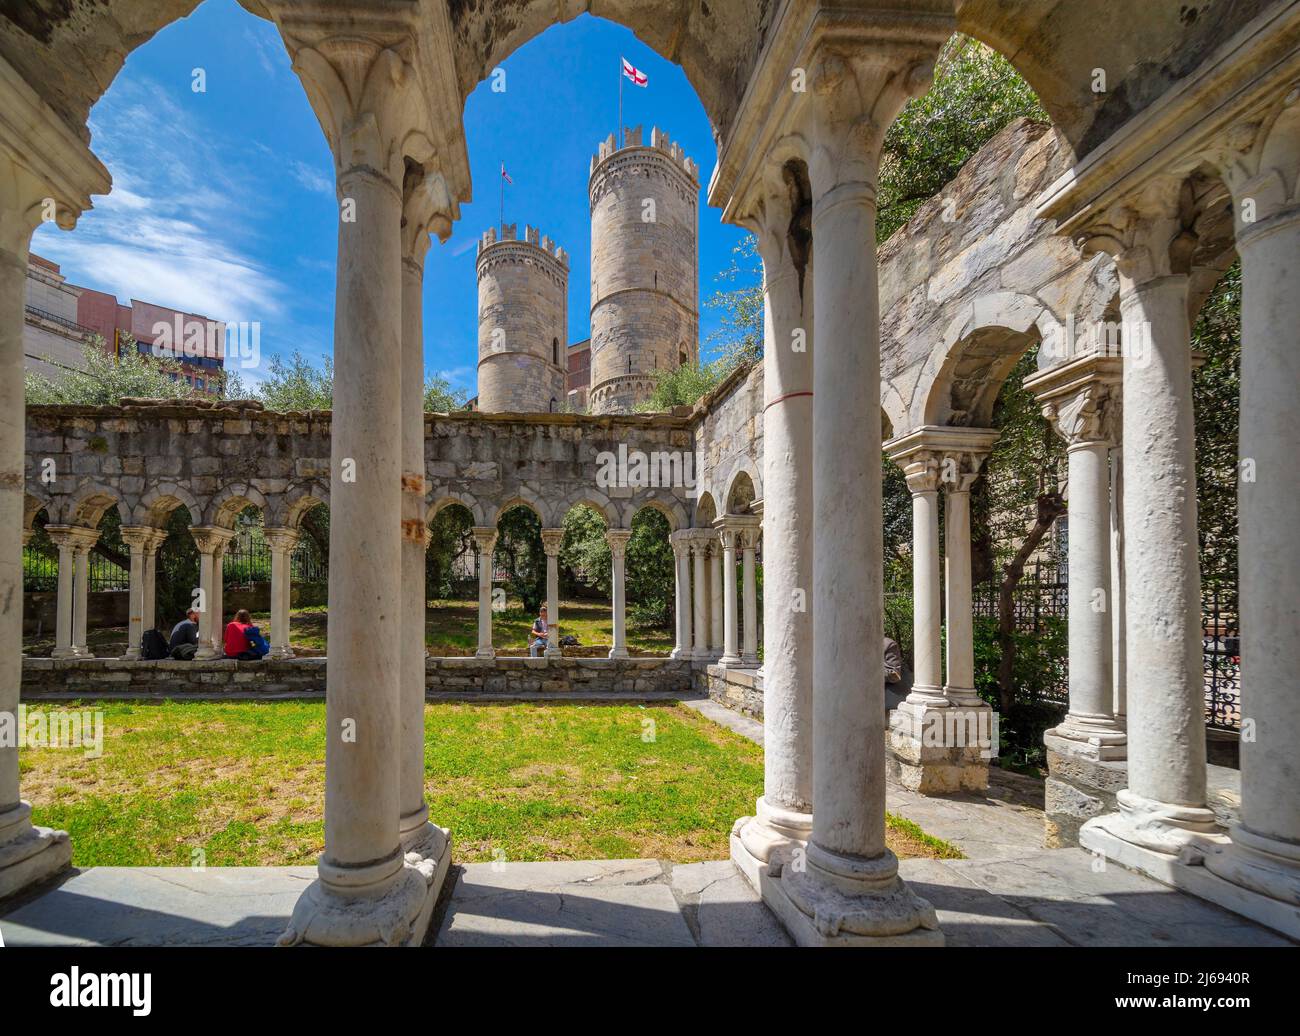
[402,162,457,266]
[119,525,166,553]
[1026,352,1124,450]
[43,524,100,553]
[470,526,498,554]
[189,525,236,555]
[540,528,565,556]
[604,528,633,558]
[264,527,303,553]
[669,529,693,558]
[886,427,998,494]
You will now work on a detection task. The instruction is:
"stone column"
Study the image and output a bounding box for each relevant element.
[732,178,815,885]
[264,528,300,660]
[716,523,742,668]
[941,457,982,707]
[1109,445,1127,725]
[895,453,944,707]
[276,23,448,946]
[140,529,167,641]
[120,526,154,659]
[691,532,709,661]
[473,527,498,660]
[1077,177,1220,858]
[763,29,947,946]
[0,70,107,899]
[740,525,760,667]
[541,529,564,657]
[669,530,692,659]
[1032,360,1127,756]
[709,542,724,659]
[190,527,232,661]
[70,531,96,658]
[1195,105,1300,928]
[44,527,80,659]
[209,537,229,657]
[607,529,632,659]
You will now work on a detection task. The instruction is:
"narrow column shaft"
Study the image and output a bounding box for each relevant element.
[142,542,160,641]
[194,546,217,660]
[123,539,146,660]
[473,528,497,659]
[909,486,943,701]
[209,544,226,656]
[692,541,709,657]
[52,541,75,657]
[1120,275,1208,813]
[943,488,978,705]
[741,540,759,665]
[607,530,631,659]
[265,529,299,660]
[541,529,564,658]
[719,532,740,666]
[709,546,723,657]
[1061,440,1119,733]
[1109,446,1127,723]
[670,534,691,659]
[72,544,91,657]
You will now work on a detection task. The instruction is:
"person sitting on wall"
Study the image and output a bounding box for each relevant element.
[224,608,268,661]
[528,605,550,658]
[168,608,201,661]
[884,636,908,712]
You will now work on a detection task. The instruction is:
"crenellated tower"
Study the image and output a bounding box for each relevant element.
[475,223,569,413]
[587,125,700,414]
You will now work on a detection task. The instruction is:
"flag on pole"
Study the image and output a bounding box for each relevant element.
[501,163,513,184]
[621,57,648,87]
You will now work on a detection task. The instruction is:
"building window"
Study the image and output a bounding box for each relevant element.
[552,337,559,366]
[549,397,557,413]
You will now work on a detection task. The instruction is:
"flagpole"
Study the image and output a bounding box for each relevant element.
[618,55,623,148]
[499,161,504,231]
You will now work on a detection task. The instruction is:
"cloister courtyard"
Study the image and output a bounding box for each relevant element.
[1,0,1298,985]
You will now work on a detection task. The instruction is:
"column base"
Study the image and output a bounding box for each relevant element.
[278,849,445,947]
[887,702,996,795]
[1195,824,1300,911]
[730,796,813,892]
[1043,733,1129,848]
[718,653,744,669]
[670,647,688,660]
[0,802,73,901]
[121,648,141,661]
[544,645,562,658]
[1048,717,1127,761]
[268,647,295,661]
[50,647,78,660]
[762,842,943,946]
[740,653,760,668]
[475,647,495,660]
[608,647,629,660]
[1082,789,1224,856]
[195,648,221,661]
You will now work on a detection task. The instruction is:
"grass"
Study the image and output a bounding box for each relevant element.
[22,597,675,658]
[21,701,962,866]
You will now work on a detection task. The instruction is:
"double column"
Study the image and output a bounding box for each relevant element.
[716,516,759,669]
[763,26,949,946]
[44,525,100,659]
[540,529,564,657]
[669,530,692,659]
[689,530,711,660]
[472,527,498,659]
[0,55,108,899]
[606,528,632,659]
[276,21,451,945]
[732,165,815,884]
[120,526,169,659]
[263,527,301,661]
[190,526,234,660]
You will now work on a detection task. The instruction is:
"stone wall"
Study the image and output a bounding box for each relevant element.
[475,223,568,413]
[21,656,696,701]
[588,127,699,414]
[690,362,764,516]
[696,664,764,719]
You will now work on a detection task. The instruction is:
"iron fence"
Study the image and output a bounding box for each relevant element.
[22,549,128,593]
[220,541,328,589]
[1202,582,1240,731]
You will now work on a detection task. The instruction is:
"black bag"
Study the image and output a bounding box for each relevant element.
[140,629,170,661]
[171,642,198,661]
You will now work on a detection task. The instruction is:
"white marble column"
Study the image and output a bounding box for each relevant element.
[264,527,300,660]
[541,529,564,657]
[669,530,691,659]
[0,84,106,899]
[44,527,80,659]
[732,182,815,883]
[1033,362,1127,755]
[942,453,984,708]
[120,526,154,659]
[1109,445,1127,725]
[691,532,709,661]
[1198,111,1300,922]
[190,526,231,661]
[1078,178,1220,855]
[740,526,760,667]
[209,538,228,657]
[716,523,742,668]
[140,529,167,642]
[277,24,448,947]
[70,532,95,658]
[607,529,632,659]
[764,30,946,946]
[708,542,723,660]
[473,527,498,660]
[899,456,944,706]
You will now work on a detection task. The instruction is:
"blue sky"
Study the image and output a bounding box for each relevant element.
[29,0,755,398]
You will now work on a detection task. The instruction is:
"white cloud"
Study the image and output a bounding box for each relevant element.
[290,160,334,197]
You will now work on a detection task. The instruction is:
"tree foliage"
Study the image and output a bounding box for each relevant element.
[24,335,196,405]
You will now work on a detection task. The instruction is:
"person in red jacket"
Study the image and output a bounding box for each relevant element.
[223,609,259,660]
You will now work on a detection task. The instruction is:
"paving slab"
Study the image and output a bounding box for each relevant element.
[435,859,697,947]
[0,866,313,947]
[668,860,792,946]
[679,696,764,745]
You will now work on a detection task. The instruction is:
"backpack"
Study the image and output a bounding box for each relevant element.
[171,642,198,661]
[140,629,170,661]
[245,626,271,659]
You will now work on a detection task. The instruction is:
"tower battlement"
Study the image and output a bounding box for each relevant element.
[589,125,700,183]
[477,223,568,267]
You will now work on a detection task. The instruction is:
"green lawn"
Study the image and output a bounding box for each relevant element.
[22,597,674,658]
[21,701,960,867]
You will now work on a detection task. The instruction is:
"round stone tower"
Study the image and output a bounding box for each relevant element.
[587,125,700,414]
[475,223,569,413]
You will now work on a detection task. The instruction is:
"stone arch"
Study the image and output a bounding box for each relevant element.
[23,490,52,531]
[205,482,270,529]
[556,488,617,529]
[427,491,486,528]
[64,481,123,528]
[275,482,331,530]
[490,490,548,527]
[693,491,718,529]
[135,481,202,528]
[917,291,1054,429]
[724,463,760,516]
[621,494,689,533]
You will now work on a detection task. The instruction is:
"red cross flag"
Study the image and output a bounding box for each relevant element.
[622,57,648,87]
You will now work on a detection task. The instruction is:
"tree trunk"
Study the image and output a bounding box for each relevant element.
[996,491,1065,712]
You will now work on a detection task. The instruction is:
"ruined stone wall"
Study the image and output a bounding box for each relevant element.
[475,224,568,413]
[690,362,764,518]
[588,127,700,414]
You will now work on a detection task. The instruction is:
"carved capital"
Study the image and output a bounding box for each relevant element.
[190,525,236,556]
[1042,381,1119,449]
[669,529,692,560]
[120,525,161,554]
[605,528,632,559]
[470,526,498,555]
[540,528,565,557]
[44,524,100,554]
[402,162,456,263]
[264,527,302,554]
[1074,174,1202,292]
[937,450,987,494]
[901,451,941,495]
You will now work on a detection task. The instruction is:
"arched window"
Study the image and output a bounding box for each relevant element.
[550,397,558,413]
[553,337,559,366]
